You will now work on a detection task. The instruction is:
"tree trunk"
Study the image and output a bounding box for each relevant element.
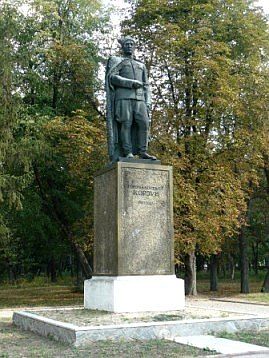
[221,262,226,279]
[8,264,15,284]
[68,254,74,277]
[231,264,235,280]
[48,257,57,283]
[261,269,269,293]
[252,242,259,276]
[73,242,92,279]
[228,254,235,280]
[239,230,250,293]
[210,254,218,291]
[184,252,197,296]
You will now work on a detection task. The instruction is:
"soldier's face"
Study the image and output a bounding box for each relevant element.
[122,40,135,55]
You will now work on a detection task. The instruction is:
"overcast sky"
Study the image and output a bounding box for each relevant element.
[258,0,269,13]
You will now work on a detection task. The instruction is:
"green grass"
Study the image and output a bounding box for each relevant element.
[196,270,266,297]
[218,329,269,347]
[0,285,83,308]
[0,274,75,289]
[151,313,185,321]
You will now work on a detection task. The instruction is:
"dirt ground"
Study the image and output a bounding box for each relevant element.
[33,304,244,327]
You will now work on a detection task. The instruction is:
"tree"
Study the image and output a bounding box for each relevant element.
[0,2,33,280]
[123,0,269,294]
[260,127,269,292]
[0,0,109,281]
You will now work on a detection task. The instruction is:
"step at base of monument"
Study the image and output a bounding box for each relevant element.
[84,275,185,313]
[13,312,269,347]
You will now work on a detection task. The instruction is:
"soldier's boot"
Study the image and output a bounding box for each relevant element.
[126,153,134,159]
[139,152,157,160]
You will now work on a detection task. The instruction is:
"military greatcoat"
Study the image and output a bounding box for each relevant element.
[105,56,151,162]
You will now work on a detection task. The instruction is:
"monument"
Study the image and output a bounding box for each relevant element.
[84,36,185,312]
[104,36,156,163]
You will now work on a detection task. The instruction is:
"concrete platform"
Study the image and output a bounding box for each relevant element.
[171,335,269,355]
[13,310,269,347]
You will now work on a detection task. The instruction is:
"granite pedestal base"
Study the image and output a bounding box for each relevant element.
[93,162,174,276]
[84,275,185,313]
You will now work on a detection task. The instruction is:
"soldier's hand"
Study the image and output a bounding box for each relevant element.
[132,80,143,89]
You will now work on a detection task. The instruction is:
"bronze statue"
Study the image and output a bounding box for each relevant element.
[105,36,156,162]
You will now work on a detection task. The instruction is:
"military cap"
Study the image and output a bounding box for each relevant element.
[118,36,136,46]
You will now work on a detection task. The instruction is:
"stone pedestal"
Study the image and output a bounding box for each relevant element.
[84,161,185,312]
[84,275,185,312]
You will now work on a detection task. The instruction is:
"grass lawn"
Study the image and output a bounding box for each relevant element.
[197,279,269,303]
[196,271,268,301]
[218,329,269,347]
[0,285,83,308]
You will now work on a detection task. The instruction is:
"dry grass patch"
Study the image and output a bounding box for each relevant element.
[230,293,269,304]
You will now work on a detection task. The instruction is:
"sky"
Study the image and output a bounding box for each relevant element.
[257,0,269,13]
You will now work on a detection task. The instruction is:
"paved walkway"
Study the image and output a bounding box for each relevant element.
[0,308,15,320]
[186,297,269,317]
[217,354,269,357]
[171,335,269,355]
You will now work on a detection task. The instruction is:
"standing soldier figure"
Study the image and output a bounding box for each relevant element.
[105,36,156,162]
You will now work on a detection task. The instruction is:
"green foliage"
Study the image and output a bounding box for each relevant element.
[0,3,34,274]
[0,4,31,210]
[43,111,106,249]
[0,0,108,281]
[124,0,269,259]
[17,0,106,116]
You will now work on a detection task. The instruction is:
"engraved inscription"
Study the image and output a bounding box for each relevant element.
[119,167,173,275]
[133,189,160,197]
[128,184,164,202]
[138,200,154,205]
